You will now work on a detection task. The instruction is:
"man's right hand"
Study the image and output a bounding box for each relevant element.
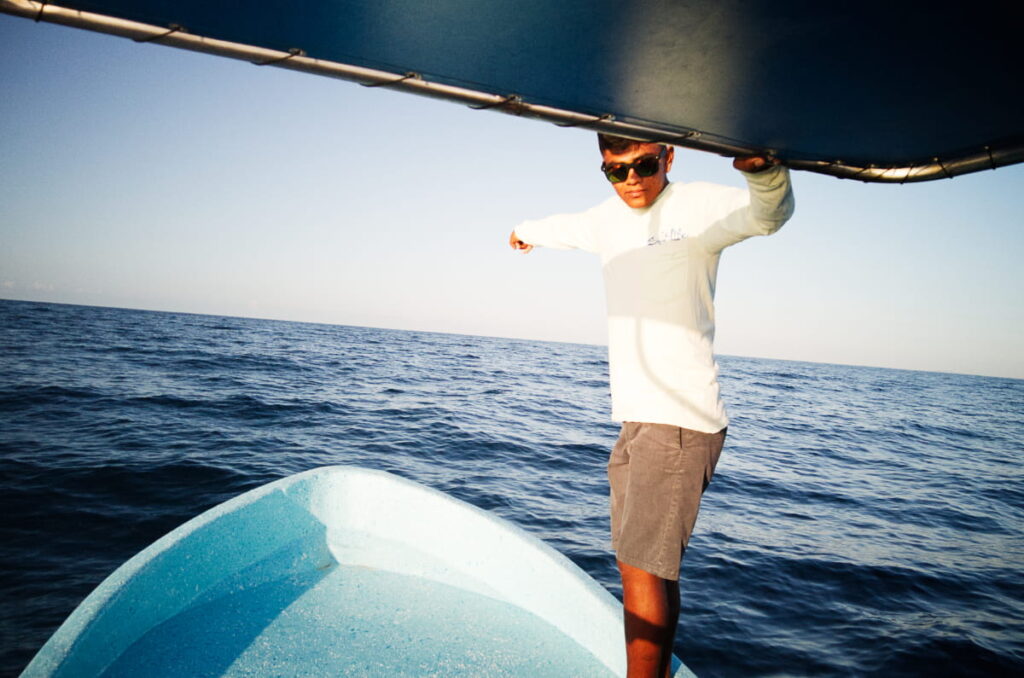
[509,230,533,253]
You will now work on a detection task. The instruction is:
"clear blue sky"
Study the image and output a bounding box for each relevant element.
[2,16,1022,379]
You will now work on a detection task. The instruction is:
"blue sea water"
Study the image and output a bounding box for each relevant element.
[1,298,1021,677]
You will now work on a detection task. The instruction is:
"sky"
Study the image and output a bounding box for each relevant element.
[2,15,1022,379]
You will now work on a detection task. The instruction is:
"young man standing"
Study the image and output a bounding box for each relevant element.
[509,135,794,677]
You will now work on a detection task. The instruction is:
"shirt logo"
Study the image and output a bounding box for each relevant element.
[647,228,688,246]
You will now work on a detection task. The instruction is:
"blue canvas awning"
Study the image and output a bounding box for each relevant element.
[4,0,1022,182]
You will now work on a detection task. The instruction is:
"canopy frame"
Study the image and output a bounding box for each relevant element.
[5,0,1022,183]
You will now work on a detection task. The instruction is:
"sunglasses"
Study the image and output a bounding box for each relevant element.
[600,149,665,183]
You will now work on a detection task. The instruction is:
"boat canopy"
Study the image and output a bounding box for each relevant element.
[4,0,1022,182]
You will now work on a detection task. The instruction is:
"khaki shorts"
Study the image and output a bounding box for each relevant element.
[607,422,726,581]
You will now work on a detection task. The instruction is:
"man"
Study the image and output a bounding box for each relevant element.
[509,134,794,677]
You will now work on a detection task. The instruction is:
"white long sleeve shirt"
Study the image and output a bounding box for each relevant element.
[514,166,794,433]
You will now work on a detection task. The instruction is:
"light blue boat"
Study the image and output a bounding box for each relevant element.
[22,466,695,677]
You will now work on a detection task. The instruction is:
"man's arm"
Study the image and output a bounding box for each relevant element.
[696,156,795,254]
[507,203,605,254]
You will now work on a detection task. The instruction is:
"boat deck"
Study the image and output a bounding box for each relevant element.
[99,563,615,677]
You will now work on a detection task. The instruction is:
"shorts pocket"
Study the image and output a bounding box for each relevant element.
[632,423,686,475]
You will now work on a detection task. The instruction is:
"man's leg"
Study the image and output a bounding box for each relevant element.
[619,560,680,678]
[609,424,726,677]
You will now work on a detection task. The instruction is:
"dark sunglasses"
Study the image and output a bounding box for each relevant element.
[600,149,665,183]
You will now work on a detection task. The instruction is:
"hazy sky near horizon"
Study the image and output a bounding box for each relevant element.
[2,16,1022,379]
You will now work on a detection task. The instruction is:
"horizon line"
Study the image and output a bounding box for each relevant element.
[3,296,1018,382]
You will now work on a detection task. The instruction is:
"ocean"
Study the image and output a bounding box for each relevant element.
[1,299,1021,677]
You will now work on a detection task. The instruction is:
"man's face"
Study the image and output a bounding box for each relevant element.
[601,143,674,209]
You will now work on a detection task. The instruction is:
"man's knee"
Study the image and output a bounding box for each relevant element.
[623,607,675,641]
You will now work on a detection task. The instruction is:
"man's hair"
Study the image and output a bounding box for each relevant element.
[597,133,643,154]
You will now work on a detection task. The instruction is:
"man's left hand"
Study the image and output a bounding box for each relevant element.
[733,155,776,173]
